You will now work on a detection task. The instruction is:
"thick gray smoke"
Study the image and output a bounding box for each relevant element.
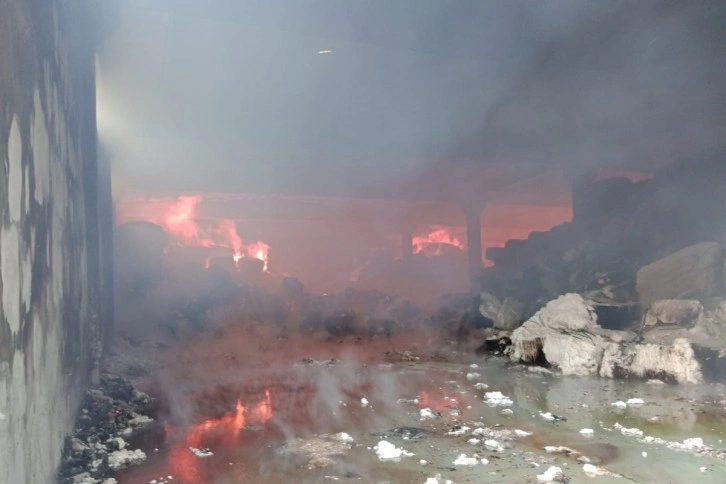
[96,0,726,197]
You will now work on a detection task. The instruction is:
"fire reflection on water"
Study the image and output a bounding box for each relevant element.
[418,388,468,416]
[164,389,273,483]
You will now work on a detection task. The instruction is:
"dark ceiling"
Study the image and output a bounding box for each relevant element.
[97,0,726,198]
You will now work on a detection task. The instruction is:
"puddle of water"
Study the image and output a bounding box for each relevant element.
[116,333,726,484]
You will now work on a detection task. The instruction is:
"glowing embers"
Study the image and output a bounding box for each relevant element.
[117,195,270,272]
[412,226,465,256]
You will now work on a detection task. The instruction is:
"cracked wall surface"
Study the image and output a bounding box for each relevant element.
[0,1,109,482]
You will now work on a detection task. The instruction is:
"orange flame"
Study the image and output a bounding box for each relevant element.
[245,241,271,273]
[412,226,465,256]
[116,195,271,271]
[163,195,202,242]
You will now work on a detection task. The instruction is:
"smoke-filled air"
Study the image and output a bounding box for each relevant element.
[38,1,726,483]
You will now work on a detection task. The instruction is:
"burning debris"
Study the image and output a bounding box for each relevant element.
[413,226,466,257]
[116,195,271,277]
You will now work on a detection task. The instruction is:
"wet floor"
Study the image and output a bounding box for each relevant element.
[115,329,726,483]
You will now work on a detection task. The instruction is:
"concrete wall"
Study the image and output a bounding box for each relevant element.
[0,1,108,482]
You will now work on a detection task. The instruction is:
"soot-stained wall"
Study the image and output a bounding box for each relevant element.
[0,1,108,482]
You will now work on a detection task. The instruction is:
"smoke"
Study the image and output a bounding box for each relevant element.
[452,0,726,173]
[96,0,726,198]
[97,0,726,293]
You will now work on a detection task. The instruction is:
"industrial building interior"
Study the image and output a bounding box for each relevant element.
[2,1,726,483]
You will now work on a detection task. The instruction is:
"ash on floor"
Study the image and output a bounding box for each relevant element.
[57,375,154,484]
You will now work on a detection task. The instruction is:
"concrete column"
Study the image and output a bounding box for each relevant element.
[567,167,598,223]
[401,222,413,263]
[464,205,484,287]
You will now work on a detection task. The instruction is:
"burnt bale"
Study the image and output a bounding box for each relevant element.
[322,310,360,338]
[281,276,305,298]
[168,265,239,332]
[203,265,239,306]
[374,295,421,329]
[636,242,724,306]
[479,292,525,330]
[299,311,324,335]
[475,336,512,356]
[244,289,288,325]
[643,299,703,329]
[366,318,395,339]
[426,293,494,342]
[238,257,265,281]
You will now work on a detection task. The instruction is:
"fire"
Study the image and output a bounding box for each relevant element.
[412,226,465,256]
[245,241,270,273]
[117,195,271,271]
[164,195,202,242]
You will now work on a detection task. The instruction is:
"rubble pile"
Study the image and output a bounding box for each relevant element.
[57,375,154,484]
[470,157,726,383]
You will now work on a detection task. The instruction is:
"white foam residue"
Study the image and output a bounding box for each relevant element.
[453,453,479,466]
[424,476,453,484]
[614,423,643,437]
[484,439,504,452]
[336,432,354,443]
[484,391,513,407]
[682,437,704,450]
[583,463,607,477]
[537,466,563,482]
[420,408,435,420]
[374,440,413,462]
